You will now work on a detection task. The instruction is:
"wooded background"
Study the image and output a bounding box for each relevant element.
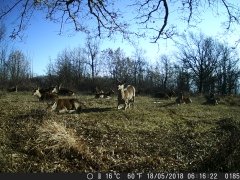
[0,28,239,95]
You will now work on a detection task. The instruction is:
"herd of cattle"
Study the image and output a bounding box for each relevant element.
[30,82,221,114]
[6,82,221,114]
[31,81,136,113]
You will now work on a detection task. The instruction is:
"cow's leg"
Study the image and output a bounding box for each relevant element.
[124,100,129,110]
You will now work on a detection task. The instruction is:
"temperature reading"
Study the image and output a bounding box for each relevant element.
[127,173,143,179]
[106,172,121,179]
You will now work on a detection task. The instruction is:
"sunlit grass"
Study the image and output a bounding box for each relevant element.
[0,91,240,172]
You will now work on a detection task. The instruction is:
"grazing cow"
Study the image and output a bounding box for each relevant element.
[117,82,135,110]
[52,84,75,96]
[47,98,83,114]
[33,87,57,101]
[175,92,192,105]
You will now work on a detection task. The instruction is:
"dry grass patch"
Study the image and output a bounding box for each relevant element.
[34,120,90,156]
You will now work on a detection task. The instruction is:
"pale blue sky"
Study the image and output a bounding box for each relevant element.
[2,1,240,76]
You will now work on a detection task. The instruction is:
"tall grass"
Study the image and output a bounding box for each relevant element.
[0,91,240,172]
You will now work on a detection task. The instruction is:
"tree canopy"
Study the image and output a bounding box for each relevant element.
[0,0,239,42]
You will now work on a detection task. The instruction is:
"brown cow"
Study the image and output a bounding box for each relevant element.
[47,98,83,114]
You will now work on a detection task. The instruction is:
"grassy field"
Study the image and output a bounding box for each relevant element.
[0,91,240,172]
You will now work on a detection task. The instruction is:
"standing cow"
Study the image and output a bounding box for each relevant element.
[117,81,136,110]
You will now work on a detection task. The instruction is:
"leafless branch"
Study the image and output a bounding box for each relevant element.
[10,0,33,39]
[66,0,80,31]
[153,0,169,43]
[87,1,102,36]
[0,0,239,43]
[138,0,162,24]
[88,0,131,39]
[221,0,239,29]
[133,0,175,42]
[0,0,22,19]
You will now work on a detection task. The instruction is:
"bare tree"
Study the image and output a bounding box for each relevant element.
[0,24,8,87]
[71,47,88,80]
[156,55,174,90]
[110,48,134,82]
[45,45,96,90]
[177,32,240,94]
[5,50,31,86]
[177,33,221,93]
[85,36,100,81]
[0,0,239,42]
[174,65,191,93]
[132,47,147,87]
[101,48,116,79]
[216,44,240,94]
[54,49,75,87]
[0,48,8,88]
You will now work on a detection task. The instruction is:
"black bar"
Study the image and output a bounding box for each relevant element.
[0,172,239,180]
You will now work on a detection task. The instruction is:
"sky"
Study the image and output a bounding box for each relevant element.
[2,0,240,76]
